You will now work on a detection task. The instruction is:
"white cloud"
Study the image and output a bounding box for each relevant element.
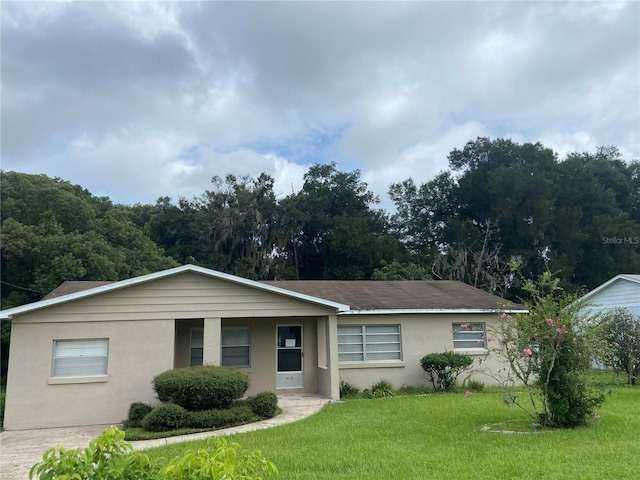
[1,0,638,208]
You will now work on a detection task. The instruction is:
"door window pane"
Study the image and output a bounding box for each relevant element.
[278,349,302,372]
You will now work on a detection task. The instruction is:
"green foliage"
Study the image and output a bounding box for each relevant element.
[394,385,433,396]
[248,392,278,418]
[126,402,154,428]
[603,309,640,385]
[488,272,608,427]
[389,139,640,299]
[152,366,249,411]
[1,171,178,311]
[158,436,277,480]
[29,426,276,480]
[339,380,360,399]
[463,379,486,392]
[187,405,254,429]
[281,161,398,280]
[370,260,431,280]
[364,379,395,398]
[29,425,155,480]
[420,352,473,390]
[141,404,189,433]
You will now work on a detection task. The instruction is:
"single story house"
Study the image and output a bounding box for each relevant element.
[1,265,525,430]
[579,274,640,318]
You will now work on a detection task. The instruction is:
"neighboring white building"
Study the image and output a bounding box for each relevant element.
[580,274,640,318]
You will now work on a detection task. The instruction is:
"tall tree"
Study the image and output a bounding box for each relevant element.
[548,147,640,289]
[282,162,399,280]
[0,172,178,309]
[389,138,640,297]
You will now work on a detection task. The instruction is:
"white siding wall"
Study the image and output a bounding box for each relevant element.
[584,280,640,317]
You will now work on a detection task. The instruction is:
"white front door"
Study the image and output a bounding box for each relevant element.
[276,325,303,389]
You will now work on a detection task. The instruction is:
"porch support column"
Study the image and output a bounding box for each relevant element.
[203,317,221,366]
[327,314,340,400]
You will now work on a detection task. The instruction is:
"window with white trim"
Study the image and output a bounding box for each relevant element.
[221,327,250,367]
[452,323,486,349]
[190,328,204,366]
[338,325,402,362]
[52,339,109,377]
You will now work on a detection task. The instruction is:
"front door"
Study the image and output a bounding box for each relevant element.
[276,325,303,389]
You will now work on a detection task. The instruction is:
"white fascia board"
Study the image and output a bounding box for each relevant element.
[0,264,349,319]
[580,274,640,302]
[338,308,529,316]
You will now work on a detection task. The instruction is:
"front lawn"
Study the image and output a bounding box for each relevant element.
[145,386,640,479]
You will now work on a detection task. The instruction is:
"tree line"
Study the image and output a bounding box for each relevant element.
[2,137,639,312]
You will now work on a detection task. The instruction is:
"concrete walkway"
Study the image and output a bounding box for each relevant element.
[0,393,330,480]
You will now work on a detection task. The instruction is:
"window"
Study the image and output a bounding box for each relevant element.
[190,328,203,366]
[52,339,108,377]
[338,325,402,362]
[452,323,486,349]
[222,327,250,367]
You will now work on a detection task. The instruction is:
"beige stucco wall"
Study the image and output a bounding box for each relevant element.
[3,270,508,430]
[4,272,339,430]
[3,319,175,430]
[222,317,321,397]
[337,313,504,390]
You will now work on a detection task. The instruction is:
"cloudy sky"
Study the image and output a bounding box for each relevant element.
[2,1,639,210]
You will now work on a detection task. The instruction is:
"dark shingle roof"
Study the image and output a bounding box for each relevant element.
[42,281,114,300]
[42,279,522,311]
[262,280,521,311]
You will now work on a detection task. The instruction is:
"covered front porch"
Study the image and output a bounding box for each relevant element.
[173,315,340,401]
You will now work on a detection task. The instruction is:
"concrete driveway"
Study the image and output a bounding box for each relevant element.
[0,394,329,480]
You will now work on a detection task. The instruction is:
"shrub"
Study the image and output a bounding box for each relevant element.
[187,405,254,429]
[603,309,640,385]
[420,352,473,390]
[395,385,432,396]
[125,402,153,428]
[159,436,277,479]
[464,379,485,392]
[248,391,278,418]
[364,379,395,398]
[488,272,608,428]
[141,403,189,432]
[29,426,154,480]
[340,380,360,399]
[30,426,276,480]
[152,365,249,411]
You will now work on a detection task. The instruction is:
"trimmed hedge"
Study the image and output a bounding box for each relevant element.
[152,366,249,411]
[188,405,254,429]
[125,402,153,428]
[141,403,189,432]
[248,392,278,418]
[420,351,473,390]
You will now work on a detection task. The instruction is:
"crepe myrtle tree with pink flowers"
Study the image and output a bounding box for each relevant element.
[484,272,607,428]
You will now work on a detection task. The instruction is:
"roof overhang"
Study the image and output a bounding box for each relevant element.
[580,274,640,303]
[0,264,350,320]
[339,308,529,315]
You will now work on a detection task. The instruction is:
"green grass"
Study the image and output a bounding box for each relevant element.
[145,386,640,479]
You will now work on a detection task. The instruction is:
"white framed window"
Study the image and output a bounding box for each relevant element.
[338,325,402,362]
[52,338,109,377]
[190,328,204,366]
[222,326,250,367]
[452,323,486,349]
